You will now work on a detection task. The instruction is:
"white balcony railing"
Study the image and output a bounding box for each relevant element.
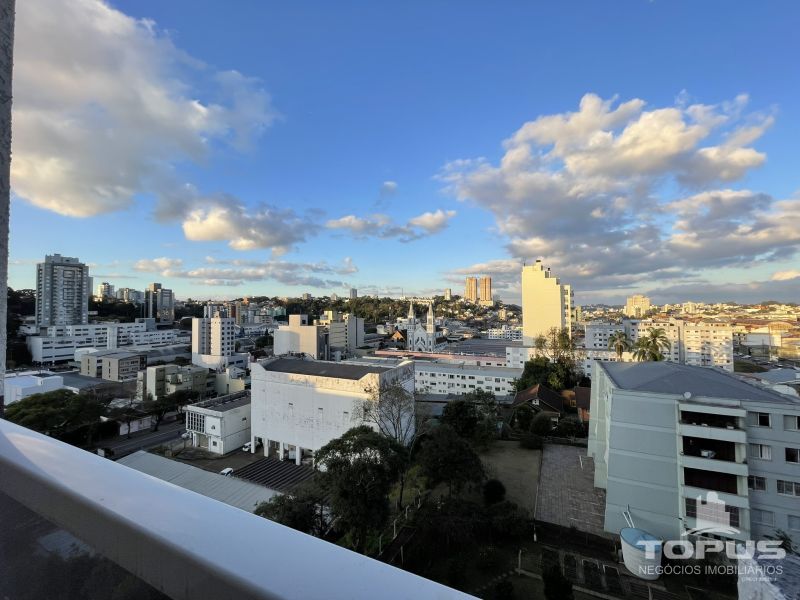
[0,419,474,600]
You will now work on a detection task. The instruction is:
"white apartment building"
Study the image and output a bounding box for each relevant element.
[136,363,213,401]
[249,357,415,464]
[96,281,115,299]
[486,326,523,341]
[27,321,180,364]
[583,318,734,371]
[80,350,146,382]
[521,260,573,345]
[414,362,522,399]
[588,361,800,546]
[623,294,651,318]
[35,254,90,327]
[191,309,248,370]
[273,314,326,359]
[116,287,144,304]
[185,391,251,455]
[3,371,65,405]
[325,313,365,356]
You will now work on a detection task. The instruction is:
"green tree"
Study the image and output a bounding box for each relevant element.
[108,397,143,439]
[633,328,670,361]
[530,412,553,436]
[314,426,406,553]
[607,330,631,360]
[543,564,573,600]
[255,484,328,536]
[483,479,506,505]
[417,425,484,495]
[441,400,478,438]
[513,403,535,431]
[255,334,273,349]
[5,389,107,446]
[142,392,176,431]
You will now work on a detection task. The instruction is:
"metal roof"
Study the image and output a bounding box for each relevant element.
[188,391,251,413]
[600,361,799,405]
[118,451,276,513]
[234,457,316,493]
[260,358,390,380]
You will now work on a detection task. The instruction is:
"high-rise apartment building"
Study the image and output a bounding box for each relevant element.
[521,260,573,344]
[624,294,651,318]
[349,288,358,300]
[116,287,143,304]
[191,304,247,370]
[35,254,90,327]
[145,283,175,323]
[479,276,493,306]
[444,288,452,301]
[464,277,478,303]
[96,281,115,299]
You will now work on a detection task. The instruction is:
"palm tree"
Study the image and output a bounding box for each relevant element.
[607,331,631,360]
[633,328,671,361]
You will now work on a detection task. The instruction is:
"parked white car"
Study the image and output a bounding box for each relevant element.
[220,467,234,476]
[242,442,252,452]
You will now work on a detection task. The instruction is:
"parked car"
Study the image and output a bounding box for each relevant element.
[220,467,234,476]
[242,442,252,452]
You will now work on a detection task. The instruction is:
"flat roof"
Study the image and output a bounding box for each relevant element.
[260,358,390,380]
[190,392,251,413]
[118,451,276,512]
[600,361,799,405]
[60,371,108,390]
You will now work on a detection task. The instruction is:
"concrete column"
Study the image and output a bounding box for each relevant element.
[278,442,285,460]
[295,446,301,466]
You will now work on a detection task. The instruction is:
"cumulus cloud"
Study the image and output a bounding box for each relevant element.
[12,0,295,253]
[441,92,794,293]
[326,209,456,242]
[134,256,358,288]
[772,270,800,281]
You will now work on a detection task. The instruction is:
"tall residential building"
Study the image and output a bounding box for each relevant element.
[96,281,114,299]
[479,276,493,306]
[145,283,175,323]
[464,277,478,303]
[521,260,573,344]
[116,287,143,304]
[349,288,358,300]
[35,254,90,327]
[444,288,452,301]
[624,294,651,318]
[588,361,800,547]
[191,305,246,370]
[273,314,326,359]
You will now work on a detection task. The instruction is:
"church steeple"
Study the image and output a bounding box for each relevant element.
[426,302,435,334]
[407,300,415,319]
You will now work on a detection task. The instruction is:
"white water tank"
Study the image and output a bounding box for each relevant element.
[620,527,662,580]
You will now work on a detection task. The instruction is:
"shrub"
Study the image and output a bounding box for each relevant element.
[476,546,502,571]
[530,413,553,436]
[519,432,543,450]
[483,479,506,505]
[492,580,515,600]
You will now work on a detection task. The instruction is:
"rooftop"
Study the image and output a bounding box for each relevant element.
[189,391,251,413]
[233,457,316,493]
[118,451,275,513]
[600,361,799,405]
[60,371,109,390]
[260,358,390,380]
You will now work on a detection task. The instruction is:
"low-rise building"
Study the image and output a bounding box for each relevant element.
[3,371,65,405]
[249,357,414,464]
[414,362,521,399]
[185,391,251,455]
[588,361,800,546]
[136,363,211,401]
[80,350,147,382]
[273,314,326,359]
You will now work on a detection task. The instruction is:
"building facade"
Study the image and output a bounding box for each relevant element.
[185,391,251,455]
[137,363,212,401]
[623,294,652,318]
[588,361,800,546]
[414,362,522,398]
[521,260,573,345]
[464,277,478,303]
[249,357,415,464]
[479,276,493,307]
[145,283,175,323]
[273,314,326,359]
[35,254,90,327]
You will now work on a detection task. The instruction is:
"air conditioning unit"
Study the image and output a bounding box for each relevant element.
[700,450,716,459]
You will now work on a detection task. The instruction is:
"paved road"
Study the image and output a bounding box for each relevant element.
[105,421,185,458]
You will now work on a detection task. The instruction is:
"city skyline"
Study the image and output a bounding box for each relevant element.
[8,0,800,305]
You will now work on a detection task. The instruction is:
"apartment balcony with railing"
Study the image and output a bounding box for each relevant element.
[0,419,472,600]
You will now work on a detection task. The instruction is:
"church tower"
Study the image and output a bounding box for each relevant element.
[426,302,435,334]
[407,300,416,333]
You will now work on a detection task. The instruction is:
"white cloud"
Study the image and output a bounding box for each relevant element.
[440,92,792,293]
[325,209,456,241]
[772,270,800,281]
[12,0,278,230]
[133,256,358,288]
[380,181,398,196]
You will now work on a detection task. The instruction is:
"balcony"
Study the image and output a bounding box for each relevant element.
[0,419,472,600]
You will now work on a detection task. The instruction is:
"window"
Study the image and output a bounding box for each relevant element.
[777,480,800,497]
[752,509,774,526]
[789,515,800,532]
[787,447,800,464]
[784,415,800,431]
[749,444,772,460]
[748,476,766,491]
[748,412,771,427]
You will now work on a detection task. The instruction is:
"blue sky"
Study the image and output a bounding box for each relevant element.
[9,0,800,304]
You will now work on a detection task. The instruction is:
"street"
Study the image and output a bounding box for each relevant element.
[104,420,186,459]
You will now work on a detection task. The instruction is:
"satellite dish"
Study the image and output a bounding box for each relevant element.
[683,392,692,400]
